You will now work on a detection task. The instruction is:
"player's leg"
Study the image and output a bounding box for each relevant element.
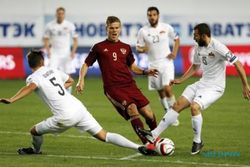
[127,103,148,144]
[94,129,140,150]
[157,89,169,111]
[190,101,204,155]
[190,88,223,155]
[105,89,149,144]
[151,96,190,138]
[18,116,69,155]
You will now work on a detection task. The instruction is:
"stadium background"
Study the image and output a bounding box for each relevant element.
[0,0,250,79]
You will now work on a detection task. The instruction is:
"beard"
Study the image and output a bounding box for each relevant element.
[150,20,158,27]
[198,40,206,47]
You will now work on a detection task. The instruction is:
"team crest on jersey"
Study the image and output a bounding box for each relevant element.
[120,48,127,55]
[208,52,215,58]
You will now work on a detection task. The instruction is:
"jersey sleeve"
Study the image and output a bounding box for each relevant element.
[215,41,238,64]
[26,75,39,87]
[85,44,98,66]
[70,22,78,38]
[168,24,179,40]
[126,46,135,66]
[136,28,145,47]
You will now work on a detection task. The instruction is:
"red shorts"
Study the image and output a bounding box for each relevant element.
[104,84,149,120]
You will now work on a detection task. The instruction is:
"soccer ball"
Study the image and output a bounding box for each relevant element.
[155,138,175,156]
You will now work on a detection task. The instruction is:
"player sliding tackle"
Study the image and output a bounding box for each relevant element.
[138,23,250,155]
[0,50,154,155]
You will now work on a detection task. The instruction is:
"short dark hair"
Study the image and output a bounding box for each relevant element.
[194,23,211,37]
[27,49,44,68]
[147,6,160,15]
[56,7,65,13]
[106,16,121,26]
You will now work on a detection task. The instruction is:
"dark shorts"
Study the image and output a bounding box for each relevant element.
[104,84,149,120]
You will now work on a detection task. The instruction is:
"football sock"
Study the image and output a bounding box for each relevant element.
[151,108,179,138]
[145,114,157,130]
[166,95,176,108]
[105,132,139,150]
[192,114,203,143]
[130,117,147,144]
[32,135,43,153]
[160,97,169,111]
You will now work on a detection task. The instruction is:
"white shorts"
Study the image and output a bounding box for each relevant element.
[148,62,174,90]
[182,81,224,110]
[49,52,76,74]
[35,108,102,136]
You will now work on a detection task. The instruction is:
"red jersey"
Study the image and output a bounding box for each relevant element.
[85,39,136,89]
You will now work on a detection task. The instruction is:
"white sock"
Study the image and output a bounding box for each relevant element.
[160,97,169,111]
[105,132,139,150]
[166,95,176,108]
[151,108,179,137]
[32,135,43,153]
[192,114,203,143]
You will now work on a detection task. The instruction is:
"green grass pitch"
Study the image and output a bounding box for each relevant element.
[0,76,249,167]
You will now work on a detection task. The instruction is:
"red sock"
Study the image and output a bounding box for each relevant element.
[130,117,147,144]
[146,114,157,130]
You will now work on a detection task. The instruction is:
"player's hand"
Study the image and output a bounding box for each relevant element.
[75,81,84,94]
[0,98,12,104]
[136,46,149,53]
[170,79,182,86]
[243,85,250,100]
[147,69,158,77]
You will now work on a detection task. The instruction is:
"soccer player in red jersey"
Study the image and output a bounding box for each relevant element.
[76,16,158,144]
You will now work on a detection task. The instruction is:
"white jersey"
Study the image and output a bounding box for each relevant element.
[26,66,84,118]
[44,20,78,55]
[136,22,179,67]
[193,38,238,89]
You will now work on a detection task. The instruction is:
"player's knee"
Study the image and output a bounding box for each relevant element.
[172,102,182,112]
[190,103,201,116]
[127,103,139,117]
[30,126,39,136]
[93,129,107,142]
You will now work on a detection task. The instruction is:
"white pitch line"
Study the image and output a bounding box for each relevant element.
[119,153,142,160]
[0,152,249,167]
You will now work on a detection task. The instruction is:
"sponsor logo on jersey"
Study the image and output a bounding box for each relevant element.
[103,48,108,52]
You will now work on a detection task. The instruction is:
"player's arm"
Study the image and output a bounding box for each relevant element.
[64,76,74,89]
[76,63,89,94]
[171,64,200,85]
[0,83,37,104]
[168,38,180,59]
[70,37,78,59]
[43,37,51,58]
[233,60,250,100]
[130,62,158,77]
